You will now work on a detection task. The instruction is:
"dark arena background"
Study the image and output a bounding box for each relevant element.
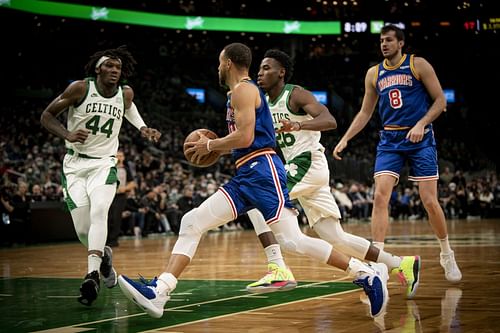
[1,1,499,332]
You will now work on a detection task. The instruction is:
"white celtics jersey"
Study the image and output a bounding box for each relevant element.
[66,78,124,157]
[268,84,323,160]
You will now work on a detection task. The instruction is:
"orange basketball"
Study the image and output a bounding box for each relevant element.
[183,129,220,167]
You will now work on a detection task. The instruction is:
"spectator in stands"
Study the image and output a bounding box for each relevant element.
[440,166,454,186]
[467,182,481,218]
[10,181,32,244]
[455,184,468,219]
[397,187,413,219]
[347,183,370,220]
[176,186,196,219]
[121,188,146,238]
[451,170,467,188]
[0,185,15,246]
[31,184,46,202]
[332,182,353,221]
[479,187,494,218]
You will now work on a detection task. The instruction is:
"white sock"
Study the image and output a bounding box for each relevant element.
[157,272,177,295]
[438,236,452,254]
[264,244,286,268]
[88,254,102,273]
[346,258,373,277]
[377,250,402,271]
[373,241,385,251]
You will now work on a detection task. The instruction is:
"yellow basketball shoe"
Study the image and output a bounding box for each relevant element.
[391,256,421,299]
[246,263,297,293]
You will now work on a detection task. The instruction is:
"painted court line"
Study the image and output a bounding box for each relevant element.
[147,286,361,332]
[34,279,354,332]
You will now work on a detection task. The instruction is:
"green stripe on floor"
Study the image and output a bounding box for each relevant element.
[0,278,358,333]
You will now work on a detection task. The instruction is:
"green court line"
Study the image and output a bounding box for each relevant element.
[0,278,359,333]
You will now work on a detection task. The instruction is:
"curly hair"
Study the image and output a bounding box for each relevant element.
[263,49,294,83]
[84,45,137,82]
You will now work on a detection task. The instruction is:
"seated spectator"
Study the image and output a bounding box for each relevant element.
[397,187,413,219]
[11,181,31,244]
[347,183,370,220]
[30,184,46,202]
[121,189,146,238]
[479,187,494,218]
[332,182,352,221]
[440,166,454,186]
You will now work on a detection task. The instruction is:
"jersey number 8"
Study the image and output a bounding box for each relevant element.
[389,89,403,109]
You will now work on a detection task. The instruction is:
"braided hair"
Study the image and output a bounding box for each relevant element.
[84,45,137,82]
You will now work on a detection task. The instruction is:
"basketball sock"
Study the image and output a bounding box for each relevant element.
[157,272,177,295]
[438,236,452,254]
[377,250,402,271]
[264,244,286,268]
[88,254,102,274]
[373,241,385,251]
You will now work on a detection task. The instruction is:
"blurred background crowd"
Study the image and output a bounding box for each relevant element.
[1,0,498,246]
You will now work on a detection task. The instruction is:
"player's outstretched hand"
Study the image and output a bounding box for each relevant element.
[140,127,162,143]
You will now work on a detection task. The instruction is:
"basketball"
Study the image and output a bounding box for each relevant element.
[183,129,220,167]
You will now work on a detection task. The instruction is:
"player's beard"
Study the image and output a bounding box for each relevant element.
[219,69,228,89]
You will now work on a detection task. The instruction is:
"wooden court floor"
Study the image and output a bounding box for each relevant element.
[1,218,499,332]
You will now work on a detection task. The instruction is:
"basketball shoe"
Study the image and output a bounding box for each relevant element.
[100,246,118,288]
[246,263,297,293]
[354,262,389,318]
[118,275,170,318]
[78,270,100,306]
[440,251,462,282]
[392,256,421,298]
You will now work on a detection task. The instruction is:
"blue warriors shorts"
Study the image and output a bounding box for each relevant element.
[374,129,439,182]
[220,150,293,225]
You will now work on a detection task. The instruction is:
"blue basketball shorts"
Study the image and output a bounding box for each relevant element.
[220,153,293,224]
[374,145,439,182]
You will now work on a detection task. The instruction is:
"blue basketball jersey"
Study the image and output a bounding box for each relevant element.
[373,54,439,181]
[225,79,276,161]
[221,79,293,223]
[376,54,431,128]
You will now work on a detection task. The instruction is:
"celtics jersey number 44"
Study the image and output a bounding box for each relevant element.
[66,78,124,158]
[268,84,324,161]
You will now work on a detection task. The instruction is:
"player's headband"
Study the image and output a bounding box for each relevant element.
[95,56,122,69]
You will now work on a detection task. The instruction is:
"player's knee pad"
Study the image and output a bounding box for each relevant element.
[247,208,272,236]
[173,209,204,259]
[274,232,302,254]
[173,191,239,259]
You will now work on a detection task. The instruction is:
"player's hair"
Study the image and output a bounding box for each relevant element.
[381,25,405,42]
[263,49,294,83]
[84,45,137,81]
[223,43,252,69]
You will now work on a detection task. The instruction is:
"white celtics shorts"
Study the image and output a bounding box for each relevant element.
[285,149,341,226]
[61,153,118,210]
